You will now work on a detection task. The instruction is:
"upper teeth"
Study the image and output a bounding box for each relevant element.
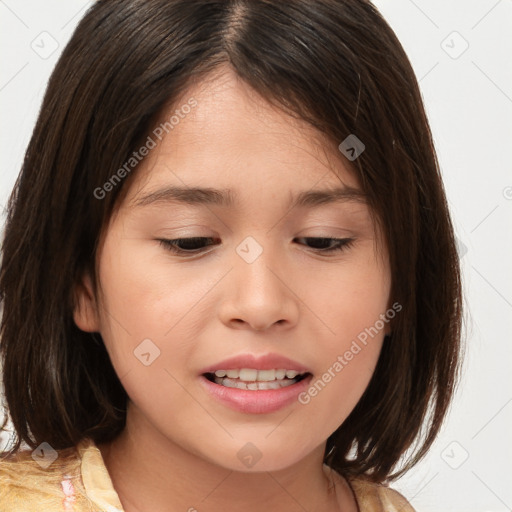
[213,369,302,381]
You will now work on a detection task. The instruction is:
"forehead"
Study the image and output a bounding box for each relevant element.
[123,65,362,208]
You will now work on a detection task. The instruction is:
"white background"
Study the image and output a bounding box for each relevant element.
[0,1,511,511]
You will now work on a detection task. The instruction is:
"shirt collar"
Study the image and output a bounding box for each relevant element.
[77,438,124,512]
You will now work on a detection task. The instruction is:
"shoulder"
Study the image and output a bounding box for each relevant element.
[0,442,90,512]
[348,476,416,512]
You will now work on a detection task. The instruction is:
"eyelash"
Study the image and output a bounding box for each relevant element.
[158,236,355,256]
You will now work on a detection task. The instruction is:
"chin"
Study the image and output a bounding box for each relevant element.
[202,441,314,474]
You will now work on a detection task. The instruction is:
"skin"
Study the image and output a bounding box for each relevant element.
[74,64,392,512]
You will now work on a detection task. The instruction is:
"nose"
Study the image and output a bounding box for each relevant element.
[218,243,300,332]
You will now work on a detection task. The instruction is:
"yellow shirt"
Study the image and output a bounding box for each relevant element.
[0,438,415,511]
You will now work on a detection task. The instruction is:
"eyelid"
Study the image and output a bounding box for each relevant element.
[157,236,355,257]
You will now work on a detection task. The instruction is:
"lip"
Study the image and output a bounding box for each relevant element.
[199,353,312,374]
[199,373,314,414]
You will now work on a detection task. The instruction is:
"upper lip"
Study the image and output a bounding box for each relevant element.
[200,353,312,375]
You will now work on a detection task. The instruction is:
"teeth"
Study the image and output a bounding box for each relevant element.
[254,369,275,381]
[214,376,298,390]
[210,368,310,390]
[275,369,286,379]
[239,368,258,381]
[213,368,304,382]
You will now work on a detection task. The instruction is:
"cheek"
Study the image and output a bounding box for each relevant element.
[313,251,391,344]
[297,327,385,442]
[94,238,204,429]
[95,234,206,375]
[297,254,390,433]
[98,229,206,329]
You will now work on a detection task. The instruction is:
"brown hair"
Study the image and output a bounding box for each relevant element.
[0,0,462,482]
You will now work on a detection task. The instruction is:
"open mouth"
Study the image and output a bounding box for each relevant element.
[203,369,312,391]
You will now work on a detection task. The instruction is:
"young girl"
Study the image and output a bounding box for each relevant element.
[0,1,462,511]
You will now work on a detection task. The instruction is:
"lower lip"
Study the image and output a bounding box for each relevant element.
[199,374,313,414]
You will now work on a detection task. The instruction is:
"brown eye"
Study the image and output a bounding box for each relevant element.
[158,237,219,254]
[295,237,355,253]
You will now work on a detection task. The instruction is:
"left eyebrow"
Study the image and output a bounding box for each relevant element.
[130,185,367,210]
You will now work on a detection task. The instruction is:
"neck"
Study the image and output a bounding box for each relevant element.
[98,406,357,512]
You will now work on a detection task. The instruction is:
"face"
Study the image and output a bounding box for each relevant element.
[75,65,392,472]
